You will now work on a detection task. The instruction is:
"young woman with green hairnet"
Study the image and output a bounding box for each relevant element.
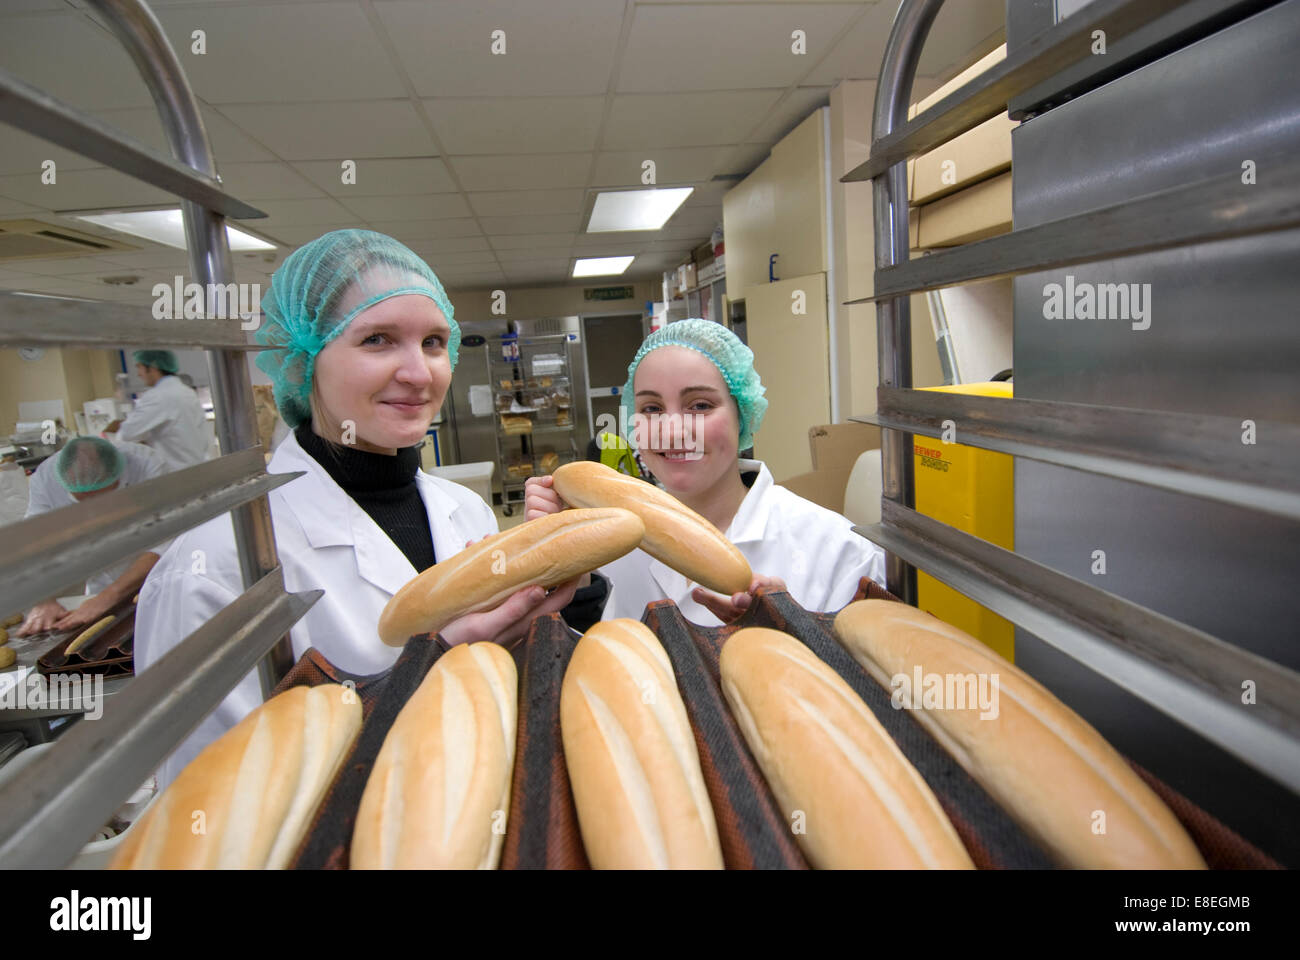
[135,230,578,789]
[526,318,886,626]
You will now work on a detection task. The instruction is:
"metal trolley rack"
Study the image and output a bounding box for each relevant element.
[0,0,315,868]
[846,0,1300,806]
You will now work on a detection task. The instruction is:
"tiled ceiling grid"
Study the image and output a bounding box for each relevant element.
[0,0,1003,300]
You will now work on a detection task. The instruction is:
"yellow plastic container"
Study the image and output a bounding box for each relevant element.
[914,382,1015,661]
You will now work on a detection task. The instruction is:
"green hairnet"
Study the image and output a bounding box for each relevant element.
[621,318,768,451]
[56,437,125,494]
[133,349,180,375]
[255,229,460,428]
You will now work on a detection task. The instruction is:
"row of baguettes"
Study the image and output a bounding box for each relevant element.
[113,609,1205,869]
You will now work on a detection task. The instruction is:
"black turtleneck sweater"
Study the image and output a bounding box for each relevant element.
[295,422,435,573]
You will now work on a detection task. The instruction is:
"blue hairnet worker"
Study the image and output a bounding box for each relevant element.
[527,318,887,626]
[135,229,578,789]
[16,437,169,637]
[103,349,209,470]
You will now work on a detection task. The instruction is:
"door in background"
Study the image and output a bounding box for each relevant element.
[582,313,646,448]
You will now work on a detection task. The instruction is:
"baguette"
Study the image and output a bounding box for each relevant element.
[720,627,974,869]
[552,460,751,595]
[351,641,517,869]
[110,684,361,869]
[561,619,723,869]
[65,615,114,655]
[377,507,645,647]
[833,600,1206,869]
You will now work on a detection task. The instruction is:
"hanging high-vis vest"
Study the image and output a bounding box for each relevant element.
[597,432,642,478]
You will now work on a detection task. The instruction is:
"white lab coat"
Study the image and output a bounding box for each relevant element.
[600,459,887,626]
[117,374,209,471]
[135,429,498,789]
[25,440,169,595]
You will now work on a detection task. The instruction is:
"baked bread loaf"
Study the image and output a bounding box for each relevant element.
[720,627,974,869]
[378,507,645,647]
[552,460,751,595]
[833,600,1206,869]
[110,684,361,869]
[351,641,517,869]
[561,619,723,869]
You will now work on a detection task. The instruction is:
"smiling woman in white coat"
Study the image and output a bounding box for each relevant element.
[136,230,577,788]
[526,319,885,627]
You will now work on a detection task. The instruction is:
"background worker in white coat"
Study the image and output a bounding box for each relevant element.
[136,230,577,789]
[527,318,886,626]
[16,437,168,636]
[103,349,209,471]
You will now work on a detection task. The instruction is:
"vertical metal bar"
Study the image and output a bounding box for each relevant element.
[87,0,293,692]
[870,0,947,603]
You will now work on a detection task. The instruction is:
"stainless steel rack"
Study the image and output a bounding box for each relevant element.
[0,0,314,868]
[848,0,1300,797]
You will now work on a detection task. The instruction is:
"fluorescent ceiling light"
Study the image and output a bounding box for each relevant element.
[587,188,693,232]
[74,209,275,251]
[573,256,634,278]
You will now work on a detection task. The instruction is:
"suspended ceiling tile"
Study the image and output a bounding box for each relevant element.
[477,213,582,236]
[802,0,896,84]
[0,13,157,110]
[0,166,174,209]
[488,233,576,251]
[151,2,406,104]
[617,1,861,93]
[424,96,606,155]
[251,196,358,228]
[339,193,472,222]
[292,158,458,197]
[218,101,436,160]
[603,91,783,150]
[218,162,325,201]
[364,218,484,241]
[375,0,625,97]
[468,189,586,218]
[590,146,738,188]
[448,153,592,191]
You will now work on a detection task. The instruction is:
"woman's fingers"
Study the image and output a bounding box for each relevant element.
[691,586,745,624]
[523,476,565,520]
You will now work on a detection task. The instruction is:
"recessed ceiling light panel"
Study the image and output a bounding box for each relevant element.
[586,188,693,233]
[573,256,634,278]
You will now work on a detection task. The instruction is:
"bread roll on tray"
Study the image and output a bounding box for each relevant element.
[552,461,751,596]
[352,641,517,869]
[111,684,361,869]
[378,507,644,646]
[720,627,974,869]
[833,600,1206,869]
[561,619,723,869]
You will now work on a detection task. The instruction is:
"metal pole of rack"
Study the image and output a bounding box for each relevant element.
[88,0,293,693]
[869,0,946,603]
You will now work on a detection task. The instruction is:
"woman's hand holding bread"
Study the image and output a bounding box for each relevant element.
[523,475,564,521]
[692,574,788,624]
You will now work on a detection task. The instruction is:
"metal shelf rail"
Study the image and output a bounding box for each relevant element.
[0,0,311,868]
[847,0,1300,794]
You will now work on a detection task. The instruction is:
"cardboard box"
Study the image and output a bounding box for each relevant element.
[781,421,881,512]
[906,45,1015,206]
[913,171,1012,248]
[676,262,697,293]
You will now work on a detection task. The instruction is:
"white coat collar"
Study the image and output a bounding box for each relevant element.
[645,458,771,596]
[269,430,469,595]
